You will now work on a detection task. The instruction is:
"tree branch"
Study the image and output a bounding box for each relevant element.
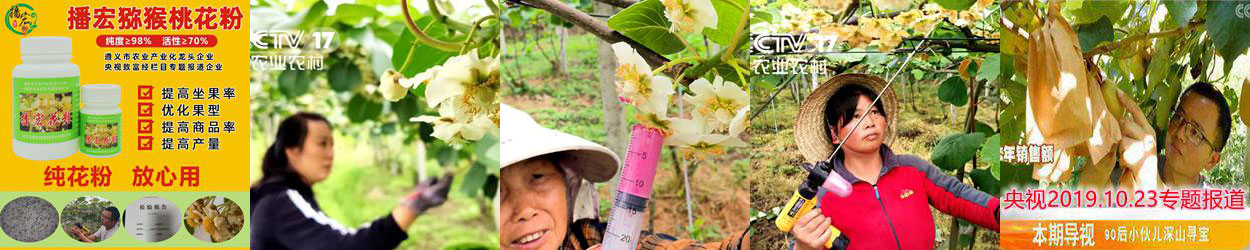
[843,10,903,25]
[521,0,671,70]
[892,38,999,53]
[400,0,465,51]
[1083,19,1205,59]
[594,0,638,9]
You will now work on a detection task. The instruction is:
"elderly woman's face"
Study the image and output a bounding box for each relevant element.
[501,157,568,250]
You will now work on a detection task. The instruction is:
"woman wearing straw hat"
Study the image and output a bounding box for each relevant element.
[499,104,748,250]
[788,74,1000,250]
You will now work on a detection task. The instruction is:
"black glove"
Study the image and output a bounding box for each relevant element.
[402,174,454,215]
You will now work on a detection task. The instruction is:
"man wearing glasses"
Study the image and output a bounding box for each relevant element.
[1115,82,1233,188]
[72,206,121,243]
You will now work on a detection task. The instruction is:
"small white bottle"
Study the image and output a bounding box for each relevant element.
[81,84,122,158]
[12,37,79,161]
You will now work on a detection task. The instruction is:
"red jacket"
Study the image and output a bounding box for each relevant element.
[818,146,999,250]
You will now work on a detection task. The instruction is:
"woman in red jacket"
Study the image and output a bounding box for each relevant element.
[789,74,999,250]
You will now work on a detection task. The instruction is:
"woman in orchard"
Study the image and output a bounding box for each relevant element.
[498,104,749,250]
[250,112,454,250]
[788,74,999,250]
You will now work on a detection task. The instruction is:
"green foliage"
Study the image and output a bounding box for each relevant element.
[938,76,968,106]
[278,70,314,97]
[1075,16,1113,52]
[749,207,778,222]
[346,94,384,123]
[1206,1,1250,73]
[969,168,999,196]
[607,0,687,54]
[59,196,114,240]
[393,94,424,122]
[685,218,723,242]
[441,241,497,250]
[980,134,1000,179]
[972,121,995,135]
[930,132,987,172]
[1204,125,1246,186]
[458,160,490,197]
[935,0,977,11]
[1144,36,1175,94]
[1162,0,1198,27]
[1061,0,1128,25]
[705,0,748,46]
[328,61,364,91]
[334,4,381,27]
[392,16,457,77]
[314,156,498,250]
[977,54,1001,83]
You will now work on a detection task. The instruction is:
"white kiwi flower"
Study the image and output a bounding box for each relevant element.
[661,0,719,33]
[612,42,675,116]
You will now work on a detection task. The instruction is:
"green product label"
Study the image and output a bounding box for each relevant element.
[13,76,79,144]
[81,113,120,156]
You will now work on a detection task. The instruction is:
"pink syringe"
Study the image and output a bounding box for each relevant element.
[602,125,664,250]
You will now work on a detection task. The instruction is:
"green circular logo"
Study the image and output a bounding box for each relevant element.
[6,3,38,35]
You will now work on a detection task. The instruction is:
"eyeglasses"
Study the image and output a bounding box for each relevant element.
[1169,109,1216,149]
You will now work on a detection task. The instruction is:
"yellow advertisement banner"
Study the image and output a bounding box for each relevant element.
[0,0,249,248]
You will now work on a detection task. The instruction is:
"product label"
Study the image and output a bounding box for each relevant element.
[81,113,120,156]
[786,198,802,216]
[13,76,79,144]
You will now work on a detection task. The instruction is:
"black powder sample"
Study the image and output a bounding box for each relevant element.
[1,196,59,242]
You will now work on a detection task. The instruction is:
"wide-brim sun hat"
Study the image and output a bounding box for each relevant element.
[794,73,898,163]
[500,104,620,182]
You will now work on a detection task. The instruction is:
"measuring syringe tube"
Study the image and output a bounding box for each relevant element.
[603,125,665,250]
[604,191,647,249]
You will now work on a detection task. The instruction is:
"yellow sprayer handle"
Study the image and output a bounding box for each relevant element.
[825,225,840,248]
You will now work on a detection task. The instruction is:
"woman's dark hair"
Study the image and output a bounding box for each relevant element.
[823,84,887,131]
[822,84,887,159]
[259,112,331,184]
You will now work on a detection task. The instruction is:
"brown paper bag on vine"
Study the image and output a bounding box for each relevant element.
[1025,1,1121,186]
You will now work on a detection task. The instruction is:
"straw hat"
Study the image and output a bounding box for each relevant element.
[794,73,898,163]
[500,104,620,182]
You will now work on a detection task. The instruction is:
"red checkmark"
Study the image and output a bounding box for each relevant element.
[138,119,153,134]
[138,85,154,100]
[138,103,153,117]
[138,136,153,150]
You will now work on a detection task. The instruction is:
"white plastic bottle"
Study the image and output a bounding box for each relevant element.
[80,84,121,158]
[12,37,79,161]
